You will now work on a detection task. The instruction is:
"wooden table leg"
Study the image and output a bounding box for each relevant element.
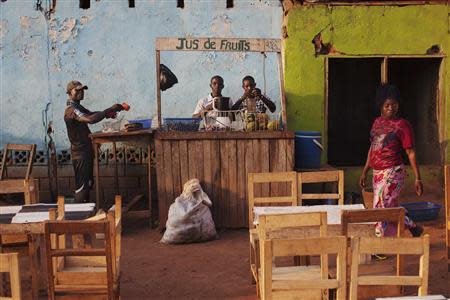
[94,143,100,210]
[147,144,152,227]
[28,235,39,300]
[113,142,119,197]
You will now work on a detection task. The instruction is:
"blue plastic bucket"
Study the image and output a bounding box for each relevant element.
[294,131,323,169]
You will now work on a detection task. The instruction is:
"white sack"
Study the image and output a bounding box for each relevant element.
[161,179,217,244]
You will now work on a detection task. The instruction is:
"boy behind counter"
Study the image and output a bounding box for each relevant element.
[232,75,276,113]
[192,75,233,118]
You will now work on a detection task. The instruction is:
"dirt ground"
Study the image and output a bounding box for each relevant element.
[2,192,449,299]
[121,192,449,300]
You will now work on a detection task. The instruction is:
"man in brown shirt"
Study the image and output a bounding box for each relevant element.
[64,80,123,203]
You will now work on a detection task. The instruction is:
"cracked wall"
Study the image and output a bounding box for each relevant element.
[283,4,449,192]
[283,5,449,160]
[0,1,282,150]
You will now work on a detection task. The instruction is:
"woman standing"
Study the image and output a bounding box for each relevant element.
[360,84,423,238]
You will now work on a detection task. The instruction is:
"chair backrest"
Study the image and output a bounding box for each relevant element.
[341,207,405,237]
[258,211,327,240]
[107,195,122,279]
[297,170,344,205]
[341,207,406,280]
[261,236,347,300]
[248,172,297,229]
[349,234,430,300]
[259,212,328,275]
[445,165,450,272]
[50,195,122,277]
[0,253,22,300]
[44,220,115,300]
[0,144,36,180]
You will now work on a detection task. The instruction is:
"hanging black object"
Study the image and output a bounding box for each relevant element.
[160,64,178,91]
[79,0,90,9]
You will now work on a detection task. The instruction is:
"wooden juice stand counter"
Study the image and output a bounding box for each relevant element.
[155,131,294,228]
[154,37,291,228]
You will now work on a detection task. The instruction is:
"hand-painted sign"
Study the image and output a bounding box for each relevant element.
[156,37,281,52]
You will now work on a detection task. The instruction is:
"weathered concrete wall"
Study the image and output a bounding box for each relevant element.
[0,1,282,150]
[283,5,449,192]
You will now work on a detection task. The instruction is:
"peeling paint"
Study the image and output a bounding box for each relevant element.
[19,16,31,29]
[79,15,93,26]
[211,14,233,35]
[0,1,282,149]
[49,18,78,44]
[0,20,8,42]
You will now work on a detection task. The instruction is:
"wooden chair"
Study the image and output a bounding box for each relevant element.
[0,253,22,300]
[349,235,430,300]
[297,170,344,205]
[45,196,122,300]
[0,144,39,268]
[0,143,39,204]
[260,236,347,300]
[257,212,328,298]
[341,208,406,299]
[445,165,450,272]
[247,172,297,287]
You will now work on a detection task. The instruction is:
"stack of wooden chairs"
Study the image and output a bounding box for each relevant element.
[248,171,431,300]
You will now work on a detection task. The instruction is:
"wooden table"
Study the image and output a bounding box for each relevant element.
[0,203,95,300]
[155,130,295,229]
[90,129,153,225]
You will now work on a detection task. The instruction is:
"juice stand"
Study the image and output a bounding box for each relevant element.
[155,37,295,228]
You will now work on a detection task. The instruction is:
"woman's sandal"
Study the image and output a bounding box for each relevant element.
[409,225,424,237]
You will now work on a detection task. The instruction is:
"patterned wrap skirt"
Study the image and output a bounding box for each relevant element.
[373,164,416,237]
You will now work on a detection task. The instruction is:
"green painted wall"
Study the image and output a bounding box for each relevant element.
[284,5,449,192]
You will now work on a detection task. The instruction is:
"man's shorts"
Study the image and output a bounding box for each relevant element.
[72,157,94,194]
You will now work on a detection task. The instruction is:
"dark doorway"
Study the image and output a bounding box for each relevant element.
[327,58,382,166]
[388,58,442,165]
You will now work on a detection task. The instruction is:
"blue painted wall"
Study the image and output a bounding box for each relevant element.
[0,1,282,150]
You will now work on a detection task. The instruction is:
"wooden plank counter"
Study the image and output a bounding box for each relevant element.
[155,131,295,228]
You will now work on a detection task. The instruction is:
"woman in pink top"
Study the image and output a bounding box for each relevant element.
[360,84,423,238]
